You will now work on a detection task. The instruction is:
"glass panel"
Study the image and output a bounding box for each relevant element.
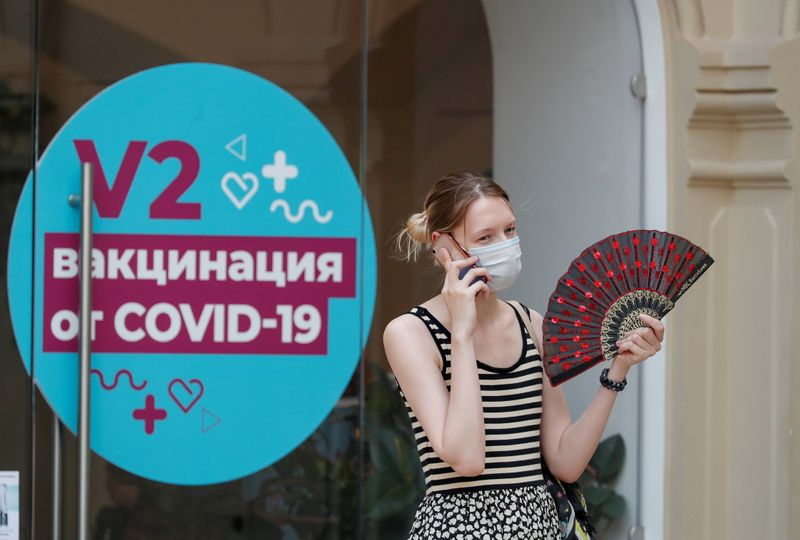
[6,1,647,538]
[364,1,645,539]
[363,1,493,537]
[31,1,366,538]
[0,1,35,538]
[485,2,644,537]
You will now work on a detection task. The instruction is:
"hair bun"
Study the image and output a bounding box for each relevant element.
[406,212,429,244]
[393,211,430,262]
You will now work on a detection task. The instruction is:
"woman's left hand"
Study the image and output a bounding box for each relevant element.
[613,313,665,370]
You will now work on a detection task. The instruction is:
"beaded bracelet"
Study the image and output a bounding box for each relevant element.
[599,368,627,392]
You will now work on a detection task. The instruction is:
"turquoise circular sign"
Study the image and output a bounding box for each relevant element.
[7,63,376,485]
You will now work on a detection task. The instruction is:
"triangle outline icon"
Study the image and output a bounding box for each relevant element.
[225,134,247,161]
[201,408,222,432]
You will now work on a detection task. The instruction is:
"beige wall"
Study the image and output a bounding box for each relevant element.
[659,1,799,538]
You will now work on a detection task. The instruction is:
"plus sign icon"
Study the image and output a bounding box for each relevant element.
[7,63,376,485]
[133,395,168,435]
[261,150,298,193]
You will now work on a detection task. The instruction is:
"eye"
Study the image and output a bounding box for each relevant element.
[506,226,517,234]
[478,235,490,242]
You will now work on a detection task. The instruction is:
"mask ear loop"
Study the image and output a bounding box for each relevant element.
[450,236,472,257]
[461,212,469,255]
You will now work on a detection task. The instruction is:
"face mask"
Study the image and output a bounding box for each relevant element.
[467,236,522,292]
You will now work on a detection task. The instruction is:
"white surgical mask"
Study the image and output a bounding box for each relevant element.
[467,236,522,292]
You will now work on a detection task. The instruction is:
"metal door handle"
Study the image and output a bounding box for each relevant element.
[52,417,61,540]
[77,162,93,540]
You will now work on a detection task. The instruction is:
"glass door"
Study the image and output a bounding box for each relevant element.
[2,2,649,539]
[0,1,35,539]
[12,2,371,539]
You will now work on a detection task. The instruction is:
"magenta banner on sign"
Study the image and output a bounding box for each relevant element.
[43,233,356,354]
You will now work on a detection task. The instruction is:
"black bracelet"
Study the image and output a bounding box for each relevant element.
[599,368,627,392]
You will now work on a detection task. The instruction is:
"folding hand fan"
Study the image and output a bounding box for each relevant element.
[542,229,714,386]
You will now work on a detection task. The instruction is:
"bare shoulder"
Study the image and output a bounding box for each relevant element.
[506,299,545,342]
[528,305,544,326]
[505,299,544,322]
[383,311,442,372]
[383,311,427,340]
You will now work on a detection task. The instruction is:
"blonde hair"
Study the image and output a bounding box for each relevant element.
[395,171,510,262]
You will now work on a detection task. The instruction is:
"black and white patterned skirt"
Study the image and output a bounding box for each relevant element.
[406,483,560,539]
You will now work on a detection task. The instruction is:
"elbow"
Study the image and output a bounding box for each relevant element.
[438,445,485,476]
[559,469,582,484]
[550,464,582,484]
[451,456,485,477]
[435,438,486,477]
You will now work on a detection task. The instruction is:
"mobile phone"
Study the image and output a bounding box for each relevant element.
[432,233,487,284]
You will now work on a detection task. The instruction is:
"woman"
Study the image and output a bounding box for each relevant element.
[383,172,664,539]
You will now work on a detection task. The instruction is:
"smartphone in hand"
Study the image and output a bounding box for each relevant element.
[432,233,487,285]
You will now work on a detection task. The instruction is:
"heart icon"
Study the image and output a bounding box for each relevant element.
[221,171,259,210]
[168,378,204,413]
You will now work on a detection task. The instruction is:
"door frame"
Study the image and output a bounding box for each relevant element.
[632,1,668,538]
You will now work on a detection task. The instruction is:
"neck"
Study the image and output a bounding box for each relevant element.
[475,290,503,323]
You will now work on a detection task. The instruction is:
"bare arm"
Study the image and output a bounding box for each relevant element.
[525,306,665,483]
[384,316,486,476]
[383,252,492,476]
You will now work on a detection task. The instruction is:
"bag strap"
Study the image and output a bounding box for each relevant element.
[508,300,544,359]
[508,302,597,539]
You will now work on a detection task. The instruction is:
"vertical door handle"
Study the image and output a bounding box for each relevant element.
[52,417,61,540]
[77,162,93,540]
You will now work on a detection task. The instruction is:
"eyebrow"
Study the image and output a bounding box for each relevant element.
[473,221,516,236]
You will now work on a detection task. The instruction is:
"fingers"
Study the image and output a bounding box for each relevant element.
[615,313,666,365]
[622,327,661,350]
[458,266,491,285]
[617,338,647,358]
[639,313,665,341]
[617,314,665,349]
[437,251,478,277]
[432,245,452,267]
[467,276,490,297]
[434,246,479,272]
[435,250,486,286]
[449,255,480,271]
[640,328,662,350]
[440,255,490,302]
[617,332,659,356]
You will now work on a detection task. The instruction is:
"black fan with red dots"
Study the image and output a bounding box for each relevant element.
[542,229,714,387]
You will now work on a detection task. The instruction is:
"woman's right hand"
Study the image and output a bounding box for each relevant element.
[434,248,491,338]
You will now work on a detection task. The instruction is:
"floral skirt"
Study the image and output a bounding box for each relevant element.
[406,483,560,540]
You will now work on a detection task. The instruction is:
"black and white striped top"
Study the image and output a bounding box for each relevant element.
[393,302,545,496]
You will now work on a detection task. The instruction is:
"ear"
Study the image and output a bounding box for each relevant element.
[430,230,441,246]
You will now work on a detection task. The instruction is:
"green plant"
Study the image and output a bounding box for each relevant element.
[243,359,425,539]
[579,433,627,534]
[362,360,427,538]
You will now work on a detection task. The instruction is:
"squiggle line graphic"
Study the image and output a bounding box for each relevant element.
[270,199,333,224]
[91,369,148,391]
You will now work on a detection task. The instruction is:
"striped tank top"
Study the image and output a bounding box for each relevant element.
[393,301,545,496]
